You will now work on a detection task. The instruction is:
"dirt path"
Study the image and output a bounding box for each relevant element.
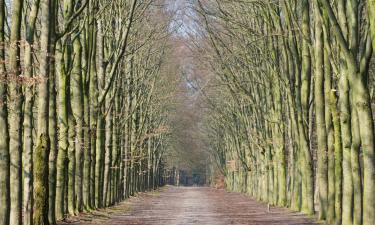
[59,186,323,225]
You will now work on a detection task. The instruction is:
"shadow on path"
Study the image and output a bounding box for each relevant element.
[58,186,325,225]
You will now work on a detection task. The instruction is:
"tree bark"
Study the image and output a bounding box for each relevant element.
[8,0,24,224]
[314,6,328,220]
[23,1,41,224]
[71,36,84,212]
[0,0,10,223]
[33,0,52,224]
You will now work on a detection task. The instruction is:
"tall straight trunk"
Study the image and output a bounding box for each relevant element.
[129,60,136,196]
[274,80,286,207]
[90,125,96,208]
[89,19,98,208]
[350,104,362,225]
[0,0,10,224]
[123,105,129,197]
[129,117,135,196]
[95,115,105,207]
[120,129,126,199]
[284,45,301,211]
[323,26,335,224]
[332,3,347,223]
[152,146,156,190]
[71,36,84,212]
[48,47,58,225]
[82,84,91,210]
[67,112,76,215]
[314,6,328,220]
[33,0,52,224]
[82,15,92,210]
[103,103,113,206]
[55,40,69,220]
[298,49,315,214]
[299,0,314,215]
[23,2,40,224]
[346,2,363,223]
[290,113,301,211]
[300,0,311,128]
[95,20,105,208]
[56,0,74,217]
[340,69,353,225]
[48,0,59,221]
[8,0,24,224]
[112,95,120,204]
[147,137,152,190]
[336,3,353,225]
[329,90,343,225]
[48,2,57,223]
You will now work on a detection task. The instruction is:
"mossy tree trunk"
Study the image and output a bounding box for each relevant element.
[71,36,84,212]
[314,5,328,220]
[33,0,52,224]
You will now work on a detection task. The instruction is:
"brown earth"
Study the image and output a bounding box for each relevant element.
[58,186,325,225]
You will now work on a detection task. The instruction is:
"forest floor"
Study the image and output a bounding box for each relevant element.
[58,186,325,225]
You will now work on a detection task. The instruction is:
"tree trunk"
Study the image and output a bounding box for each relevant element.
[48,2,58,222]
[8,0,24,224]
[103,103,113,206]
[71,36,84,212]
[329,90,343,225]
[350,104,362,225]
[0,0,10,223]
[33,0,52,224]
[55,40,69,220]
[299,0,314,215]
[323,25,335,224]
[314,6,328,220]
[23,1,41,224]
[95,115,105,207]
[340,69,353,225]
[67,111,76,215]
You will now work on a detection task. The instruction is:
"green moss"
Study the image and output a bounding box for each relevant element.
[33,133,50,225]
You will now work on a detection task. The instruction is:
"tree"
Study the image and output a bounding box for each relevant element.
[8,1,24,224]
